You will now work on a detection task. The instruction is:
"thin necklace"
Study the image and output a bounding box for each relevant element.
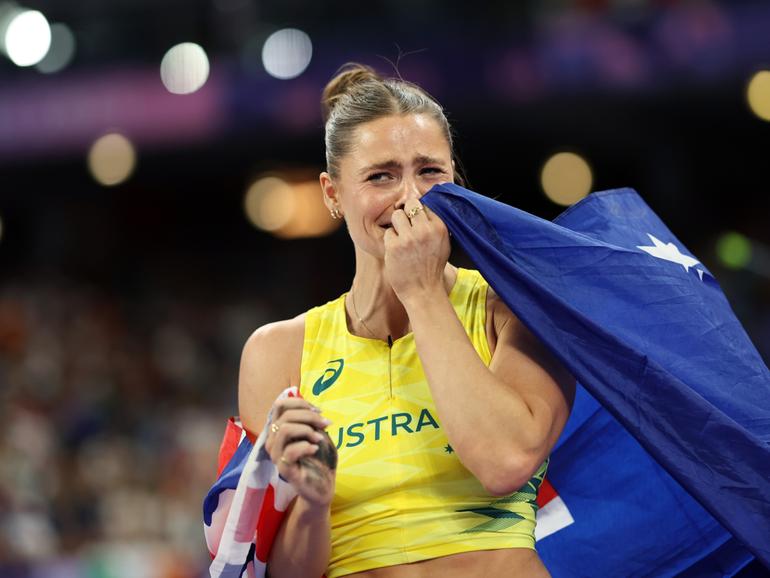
[349,289,379,340]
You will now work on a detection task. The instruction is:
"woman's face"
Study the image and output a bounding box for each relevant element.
[322,113,454,259]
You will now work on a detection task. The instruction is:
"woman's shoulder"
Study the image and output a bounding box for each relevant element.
[242,291,346,360]
[241,312,308,380]
[238,313,308,435]
[245,312,307,348]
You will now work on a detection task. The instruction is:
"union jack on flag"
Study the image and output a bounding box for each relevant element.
[202,385,573,578]
[204,184,768,577]
[203,387,300,578]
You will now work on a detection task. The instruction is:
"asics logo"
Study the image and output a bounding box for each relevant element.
[312,359,344,396]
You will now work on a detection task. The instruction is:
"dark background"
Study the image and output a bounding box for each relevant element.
[1,0,768,576]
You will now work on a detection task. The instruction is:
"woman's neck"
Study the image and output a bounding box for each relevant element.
[346,250,456,342]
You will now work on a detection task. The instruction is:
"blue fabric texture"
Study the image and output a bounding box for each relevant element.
[422,183,770,576]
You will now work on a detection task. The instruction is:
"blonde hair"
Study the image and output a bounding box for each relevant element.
[321,63,463,184]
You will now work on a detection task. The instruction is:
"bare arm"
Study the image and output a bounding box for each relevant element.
[385,202,575,495]
[238,317,334,578]
[404,288,575,495]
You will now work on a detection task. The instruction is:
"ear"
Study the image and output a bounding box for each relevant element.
[320,171,342,214]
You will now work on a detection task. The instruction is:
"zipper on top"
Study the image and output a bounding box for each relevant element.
[387,334,393,399]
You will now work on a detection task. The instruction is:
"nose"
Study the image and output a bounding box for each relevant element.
[394,175,425,210]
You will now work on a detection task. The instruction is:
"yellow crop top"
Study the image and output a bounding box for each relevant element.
[299,268,547,578]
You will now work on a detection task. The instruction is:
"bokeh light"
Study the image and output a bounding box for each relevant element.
[244,177,296,232]
[746,70,770,122]
[540,152,593,206]
[273,180,340,239]
[87,133,137,187]
[261,28,312,80]
[160,42,210,95]
[3,10,51,67]
[244,176,340,238]
[716,231,752,270]
[35,22,76,74]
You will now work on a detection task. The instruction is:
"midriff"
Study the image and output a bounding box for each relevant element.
[341,548,551,578]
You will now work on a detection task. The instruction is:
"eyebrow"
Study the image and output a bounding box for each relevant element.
[358,155,447,175]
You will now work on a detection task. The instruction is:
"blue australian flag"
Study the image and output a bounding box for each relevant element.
[422,183,770,577]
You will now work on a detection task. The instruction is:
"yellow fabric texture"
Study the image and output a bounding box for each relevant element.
[300,268,547,578]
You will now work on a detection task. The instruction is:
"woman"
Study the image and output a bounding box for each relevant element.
[238,64,576,578]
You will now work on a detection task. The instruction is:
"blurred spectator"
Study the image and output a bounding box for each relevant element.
[0,277,272,577]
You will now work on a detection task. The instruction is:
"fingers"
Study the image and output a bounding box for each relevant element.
[276,439,320,483]
[390,201,427,235]
[383,225,398,246]
[390,207,410,234]
[280,440,321,468]
[279,439,336,506]
[422,204,437,221]
[266,399,336,505]
[267,398,331,468]
[404,200,429,222]
[391,202,445,242]
[276,408,331,431]
[271,397,319,421]
[273,421,327,448]
[273,416,329,453]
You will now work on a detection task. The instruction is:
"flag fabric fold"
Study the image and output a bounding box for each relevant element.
[203,387,299,578]
[202,389,560,578]
[422,183,770,574]
[204,184,770,577]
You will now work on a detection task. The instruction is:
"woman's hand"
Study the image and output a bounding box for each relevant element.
[384,200,451,305]
[265,397,336,507]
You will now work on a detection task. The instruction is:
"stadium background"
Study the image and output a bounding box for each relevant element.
[0,0,769,576]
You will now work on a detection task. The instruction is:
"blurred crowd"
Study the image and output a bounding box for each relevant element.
[0,248,767,578]
[0,276,272,578]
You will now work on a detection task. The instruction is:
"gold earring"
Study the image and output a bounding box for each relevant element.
[330,208,342,219]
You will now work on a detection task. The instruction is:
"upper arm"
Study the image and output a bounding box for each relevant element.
[238,315,306,438]
[487,289,576,465]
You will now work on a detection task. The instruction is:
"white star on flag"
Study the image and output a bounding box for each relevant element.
[637,234,701,273]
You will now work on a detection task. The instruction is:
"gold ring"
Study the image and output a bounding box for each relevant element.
[406,205,423,219]
[270,423,280,434]
[280,455,291,465]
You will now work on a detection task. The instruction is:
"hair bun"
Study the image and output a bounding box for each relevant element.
[321,63,381,122]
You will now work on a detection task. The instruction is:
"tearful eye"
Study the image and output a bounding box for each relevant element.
[367,172,392,182]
